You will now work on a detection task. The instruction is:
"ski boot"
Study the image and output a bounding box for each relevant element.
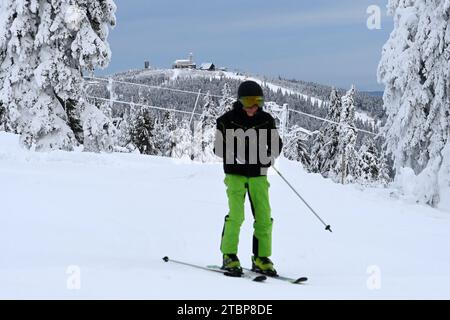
[221,254,243,276]
[251,256,278,277]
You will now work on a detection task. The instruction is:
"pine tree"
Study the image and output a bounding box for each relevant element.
[82,100,117,153]
[161,111,177,157]
[193,92,219,162]
[0,101,6,131]
[378,0,450,206]
[116,113,134,152]
[152,117,166,156]
[283,125,311,169]
[332,86,357,184]
[310,88,341,176]
[0,0,117,151]
[151,111,177,157]
[218,83,234,116]
[130,106,156,155]
[172,119,193,159]
[200,91,219,128]
[356,138,380,186]
[114,104,136,152]
[310,131,325,173]
[378,149,391,187]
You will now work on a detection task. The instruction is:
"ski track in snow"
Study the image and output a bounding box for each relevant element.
[0,132,449,299]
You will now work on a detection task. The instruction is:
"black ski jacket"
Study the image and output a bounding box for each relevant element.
[214,101,283,177]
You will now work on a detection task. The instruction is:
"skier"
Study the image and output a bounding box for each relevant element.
[214,81,283,276]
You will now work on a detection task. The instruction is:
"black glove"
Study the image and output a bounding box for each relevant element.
[261,157,275,168]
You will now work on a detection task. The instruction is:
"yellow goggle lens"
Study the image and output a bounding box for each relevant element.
[239,96,265,108]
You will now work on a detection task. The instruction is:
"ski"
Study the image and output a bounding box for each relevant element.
[243,267,308,284]
[162,257,266,282]
[206,265,266,282]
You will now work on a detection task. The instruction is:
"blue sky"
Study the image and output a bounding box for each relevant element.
[99,0,393,91]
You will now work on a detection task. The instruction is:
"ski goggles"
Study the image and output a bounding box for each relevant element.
[239,96,265,108]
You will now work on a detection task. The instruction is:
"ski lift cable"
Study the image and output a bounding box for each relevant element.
[85,76,380,136]
[86,95,202,116]
[85,76,224,99]
[289,109,380,137]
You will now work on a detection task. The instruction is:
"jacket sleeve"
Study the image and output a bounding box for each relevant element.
[263,117,283,167]
[214,118,226,159]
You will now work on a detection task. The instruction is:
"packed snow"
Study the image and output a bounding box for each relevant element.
[1,132,449,299]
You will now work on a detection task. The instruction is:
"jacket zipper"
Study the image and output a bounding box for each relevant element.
[231,121,247,130]
[252,121,270,129]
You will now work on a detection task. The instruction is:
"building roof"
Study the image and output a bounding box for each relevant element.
[200,62,215,70]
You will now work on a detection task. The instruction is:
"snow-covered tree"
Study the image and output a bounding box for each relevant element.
[161,111,177,157]
[200,92,219,128]
[378,149,391,187]
[0,2,7,132]
[354,136,392,187]
[152,111,177,157]
[332,86,357,184]
[438,143,450,208]
[218,83,234,116]
[378,0,450,206]
[82,100,117,153]
[172,119,193,160]
[152,117,165,156]
[356,138,380,186]
[283,125,311,169]
[193,92,220,162]
[0,102,6,131]
[310,131,326,172]
[310,88,341,176]
[130,106,156,155]
[0,3,13,133]
[115,112,134,152]
[0,0,117,151]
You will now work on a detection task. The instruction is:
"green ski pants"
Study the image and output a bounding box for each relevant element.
[220,174,273,258]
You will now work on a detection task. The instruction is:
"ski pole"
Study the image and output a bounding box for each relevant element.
[163,256,232,275]
[163,256,209,271]
[272,167,332,233]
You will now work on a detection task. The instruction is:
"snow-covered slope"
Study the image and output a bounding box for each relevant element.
[114,68,376,124]
[123,68,325,105]
[1,132,449,299]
